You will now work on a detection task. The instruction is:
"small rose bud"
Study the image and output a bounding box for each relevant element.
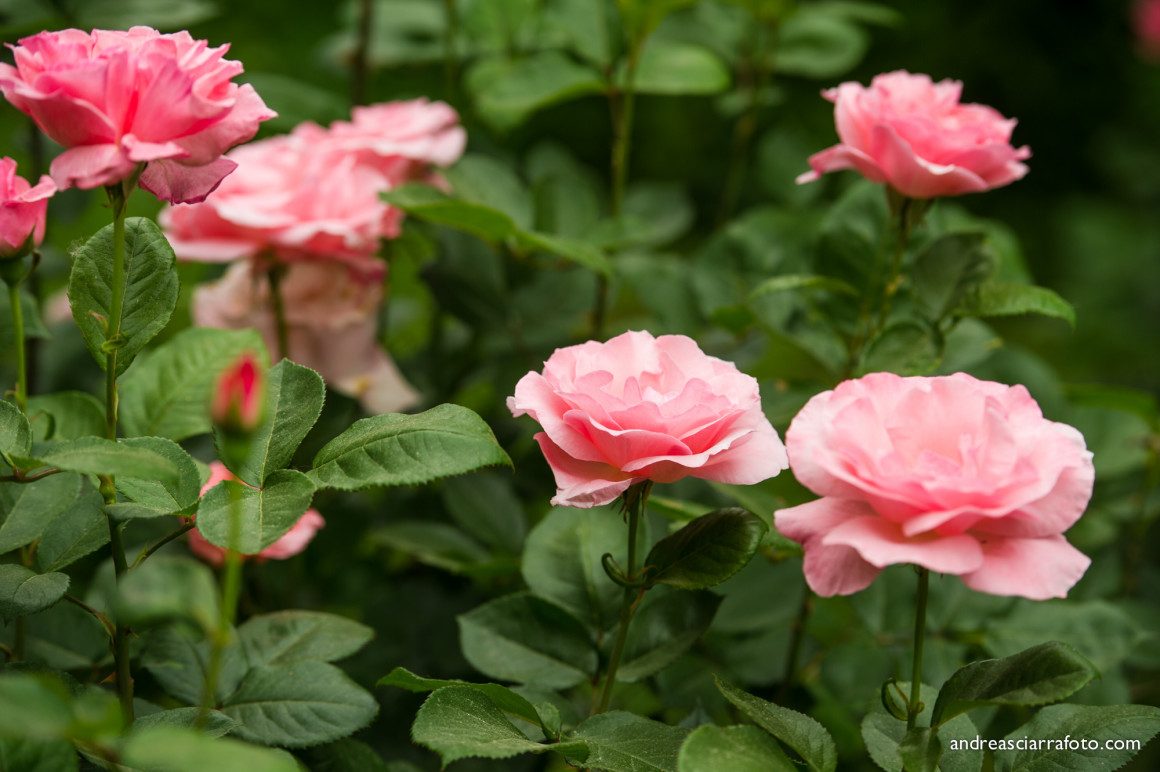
[212,351,264,436]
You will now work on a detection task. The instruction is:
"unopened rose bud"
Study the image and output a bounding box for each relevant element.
[212,350,264,436]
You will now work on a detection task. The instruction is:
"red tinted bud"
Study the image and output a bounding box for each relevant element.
[212,350,264,434]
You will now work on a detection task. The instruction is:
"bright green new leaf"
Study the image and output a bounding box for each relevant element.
[221,661,379,747]
[122,725,301,772]
[618,589,720,682]
[309,404,512,491]
[457,592,597,689]
[119,327,268,441]
[677,725,796,772]
[956,280,1077,328]
[67,216,179,376]
[196,469,315,553]
[644,508,766,590]
[109,436,202,521]
[379,667,543,729]
[112,556,219,634]
[992,704,1160,772]
[572,711,689,772]
[239,610,374,667]
[932,642,1098,727]
[0,565,69,623]
[717,677,838,772]
[15,437,179,483]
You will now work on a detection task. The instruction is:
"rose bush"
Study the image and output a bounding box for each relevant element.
[192,259,419,414]
[797,70,1031,199]
[775,372,1094,599]
[0,156,54,257]
[507,330,789,507]
[187,462,325,566]
[0,27,274,202]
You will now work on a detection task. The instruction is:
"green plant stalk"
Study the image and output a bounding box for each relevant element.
[267,262,290,361]
[351,0,373,105]
[441,0,459,102]
[594,482,650,715]
[197,482,245,728]
[776,586,813,704]
[907,567,930,730]
[6,274,27,413]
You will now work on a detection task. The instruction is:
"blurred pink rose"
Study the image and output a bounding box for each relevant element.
[0,157,55,258]
[192,259,419,414]
[508,330,789,508]
[1136,0,1160,58]
[0,27,275,203]
[797,70,1030,199]
[328,99,466,183]
[189,462,324,566]
[775,372,1094,600]
[211,349,264,434]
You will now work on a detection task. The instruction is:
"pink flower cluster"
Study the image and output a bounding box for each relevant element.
[188,462,324,567]
[0,27,275,203]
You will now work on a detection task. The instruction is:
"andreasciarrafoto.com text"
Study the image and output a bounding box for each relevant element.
[948,736,1142,752]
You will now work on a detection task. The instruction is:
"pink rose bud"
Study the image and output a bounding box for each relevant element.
[797,70,1031,199]
[0,157,55,259]
[508,330,789,508]
[775,372,1094,600]
[0,27,276,203]
[188,462,325,566]
[212,350,264,435]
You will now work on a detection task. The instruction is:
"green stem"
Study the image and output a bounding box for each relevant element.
[6,277,27,413]
[267,263,290,362]
[876,196,912,332]
[441,0,459,102]
[197,482,245,728]
[907,567,930,731]
[133,521,197,569]
[776,587,812,705]
[594,482,650,715]
[351,0,373,106]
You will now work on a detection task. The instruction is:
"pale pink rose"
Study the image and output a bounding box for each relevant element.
[0,27,275,203]
[508,330,789,508]
[1136,0,1160,59]
[159,128,400,272]
[775,372,1094,600]
[0,157,55,258]
[797,71,1031,199]
[192,259,420,415]
[188,462,324,567]
[327,99,466,183]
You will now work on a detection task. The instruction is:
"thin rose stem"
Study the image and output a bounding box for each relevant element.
[197,482,245,728]
[907,567,930,730]
[266,263,290,362]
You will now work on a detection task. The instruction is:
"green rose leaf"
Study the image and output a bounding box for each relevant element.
[15,437,179,483]
[108,436,202,521]
[382,184,516,243]
[309,404,512,491]
[956,280,1076,328]
[239,610,374,667]
[623,40,731,96]
[747,273,859,304]
[677,725,797,772]
[34,478,108,573]
[220,661,379,748]
[0,565,69,623]
[618,588,720,682]
[27,392,105,441]
[470,50,606,131]
[0,399,31,459]
[379,667,544,729]
[571,711,688,772]
[122,725,301,772]
[644,508,766,590]
[119,327,269,441]
[195,469,315,554]
[457,592,597,689]
[0,736,78,772]
[912,232,996,321]
[112,556,219,635]
[0,473,83,554]
[932,642,1098,727]
[131,707,240,738]
[142,626,248,706]
[992,704,1160,772]
[862,682,982,772]
[67,216,179,376]
[717,677,838,772]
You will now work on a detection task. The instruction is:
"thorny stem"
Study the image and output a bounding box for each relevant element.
[197,481,245,728]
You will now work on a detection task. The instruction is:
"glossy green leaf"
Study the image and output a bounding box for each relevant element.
[196,469,315,553]
[644,509,766,590]
[16,437,179,482]
[309,404,512,491]
[618,588,720,682]
[912,232,996,321]
[932,642,1097,727]
[471,51,605,131]
[0,473,83,554]
[112,556,219,634]
[382,184,516,243]
[122,725,301,772]
[142,626,247,706]
[379,668,543,729]
[67,216,179,376]
[992,704,1160,772]
[861,682,982,772]
[220,661,379,748]
[717,677,837,772]
[0,400,31,458]
[109,436,202,521]
[677,725,796,772]
[457,592,597,689]
[956,280,1076,328]
[572,711,688,772]
[411,686,587,765]
[34,478,108,572]
[0,565,69,623]
[26,392,105,441]
[625,40,730,95]
[119,327,269,441]
[223,359,325,487]
[239,610,374,667]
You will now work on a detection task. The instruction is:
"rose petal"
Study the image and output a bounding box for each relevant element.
[959,535,1090,600]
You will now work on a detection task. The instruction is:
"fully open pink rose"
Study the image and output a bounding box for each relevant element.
[797,71,1030,199]
[188,462,324,566]
[327,99,466,182]
[192,259,419,415]
[0,157,55,258]
[508,330,789,508]
[0,27,275,203]
[775,373,1094,600]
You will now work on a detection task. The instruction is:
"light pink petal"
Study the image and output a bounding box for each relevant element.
[258,510,325,560]
[534,432,634,508]
[50,144,135,190]
[775,498,882,596]
[139,156,238,204]
[822,515,985,574]
[959,535,1090,600]
[868,123,989,199]
[798,143,889,186]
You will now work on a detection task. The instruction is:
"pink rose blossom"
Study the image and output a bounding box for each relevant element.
[327,99,466,182]
[1136,0,1160,59]
[508,330,789,508]
[188,462,324,566]
[797,70,1031,199]
[775,372,1094,600]
[0,157,55,258]
[0,27,275,203]
[192,259,419,415]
